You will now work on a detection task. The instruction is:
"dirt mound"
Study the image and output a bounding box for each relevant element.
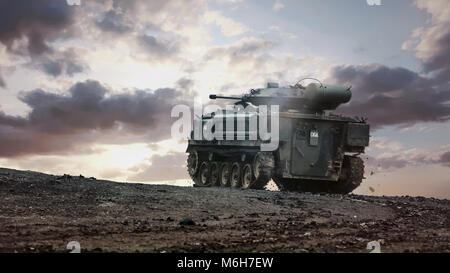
[0,167,448,253]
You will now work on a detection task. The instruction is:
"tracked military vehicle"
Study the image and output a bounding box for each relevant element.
[186,79,370,194]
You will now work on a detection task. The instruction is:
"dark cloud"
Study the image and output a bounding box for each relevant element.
[0,1,87,79]
[332,65,420,96]
[0,80,189,157]
[436,151,450,167]
[365,148,450,172]
[0,68,5,87]
[130,152,188,182]
[30,48,87,77]
[205,38,276,64]
[329,64,450,128]
[0,0,76,55]
[96,10,133,34]
[109,0,203,19]
[176,77,194,91]
[420,27,450,75]
[110,0,169,13]
[330,4,450,130]
[138,34,180,59]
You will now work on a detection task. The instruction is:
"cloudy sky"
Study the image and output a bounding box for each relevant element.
[0,0,449,198]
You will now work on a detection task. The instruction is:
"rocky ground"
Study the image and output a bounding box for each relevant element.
[0,167,448,253]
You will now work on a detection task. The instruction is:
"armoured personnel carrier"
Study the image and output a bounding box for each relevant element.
[186,79,370,194]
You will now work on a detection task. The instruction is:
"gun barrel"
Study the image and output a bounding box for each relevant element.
[209,94,242,100]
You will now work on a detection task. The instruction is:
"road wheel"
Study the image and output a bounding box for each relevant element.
[210,162,220,186]
[252,152,274,189]
[187,151,199,177]
[230,162,242,188]
[241,164,254,189]
[198,162,211,186]
[219,162,231,187]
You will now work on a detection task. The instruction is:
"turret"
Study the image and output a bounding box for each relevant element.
[209,80,352,113]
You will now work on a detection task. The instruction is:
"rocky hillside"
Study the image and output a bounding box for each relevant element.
[0,167,448,253]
